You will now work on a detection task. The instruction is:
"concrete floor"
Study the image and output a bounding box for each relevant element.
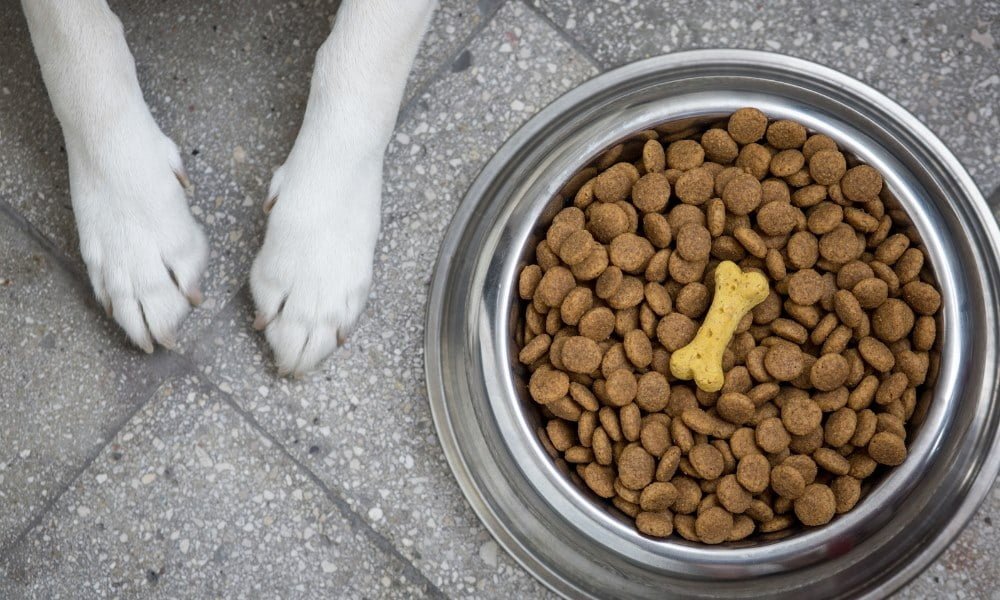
[0,0,997,597]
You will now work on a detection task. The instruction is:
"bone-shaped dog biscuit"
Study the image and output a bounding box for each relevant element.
[670,261,769,392]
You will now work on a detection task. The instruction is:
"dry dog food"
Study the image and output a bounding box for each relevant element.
[516,108,942,544]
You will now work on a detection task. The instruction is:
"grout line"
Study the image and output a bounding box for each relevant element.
[0,199,86,282]
[521,0,604,72]
[0,353,187,561]
[172,360,448,598]
[398,0,510,120]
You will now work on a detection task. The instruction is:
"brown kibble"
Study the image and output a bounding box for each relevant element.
[770,149,805,178]
[689,444,725,480]
[606,369,639,407]
[529,368,569,404]
[766,120,807,149]
[872,298,915,343]
[519,265,542,300]
[825,407,858,447]
[701,128,739,163]
[643,213,673,249]
[674,223,712,262]
[841,165,883,202]
[561,287,594,326]
[858,337,896,372]
[717,392,755,425]
[518,333,551,365]
[657,312,698,351]
[640,482,678,512]
[634,372,671,413]
[794,483,836,526]
[786,231,819,270]
[535,266,575,307]
[734,226,768,258]
[695,507,734,544]
[894,248,925,284]
[623,330,652,369]
[618,443,656,490]
[632,172,670,213]
[621,403,642,441]
[588,202,630,243]
[558,229,595,266]
[764,342,804,382]
[868,432,907,465]
[572,244,609,281]
[579,306,615,341]
[792,184,826,207]
[582,463,616,498]
[813,447,850,475]
[674,282,710,318]
[771,464,806,500]
[831,476,862,514]
[819,224,861,264]
[757,201,800,236]
[595,266,623,300]
[644,282,672,316]
[756,417,791,454]
[728,108,768,144]
[640,420,671,457]
[833,290,864,328]
[642,139,666,173]
[808,150,847,185]
[671,476,702,514]
[723,173,763,216]
[736,454,771,494]
[636,511,674,537]
[851,278,889,311]
[781,396,822,436]
[875,233,910,265]
[787,269,825,305]
[810,354,850,391]
[593,167,633,203]
[561,336,603,374]
[675,167,715,205]
[913,316,936,351]
[716,475,752,513]
[736,143,772,180]
[666,139,705,170]
[807,202,844,235]
[901,281,942,315]
[802,134,838,160]
[610,233,655,273]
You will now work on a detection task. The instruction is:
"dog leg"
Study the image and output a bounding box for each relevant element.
[21,0,208,352]
[251,0,436,375]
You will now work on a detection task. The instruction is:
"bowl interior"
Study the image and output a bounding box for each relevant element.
[508,111,944,548]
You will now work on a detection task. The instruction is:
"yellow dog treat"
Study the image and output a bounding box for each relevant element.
[670,261,769,392]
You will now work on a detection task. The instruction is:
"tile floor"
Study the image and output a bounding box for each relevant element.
[0,0,997,598]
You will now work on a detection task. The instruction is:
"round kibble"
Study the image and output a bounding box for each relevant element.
[593,168,632,203]
[781,396,822,436]
[902,281,942,315]
[736,454,771,494]
[667,139,705,171]
[717,392,755,425]
[642,140,666,173]
[529,368,569,404]
[588,202,630,243]
[689,444,725,480]
[771,464,805,499]
[717,475,752,513]
[610,233,655,273]
[579,307,615,341]
[695,507,734,544]
[764,343,804,382]
[868,432,906,466]
[640,482,678,512]
[561,336,603,374]
[808,150,847,185]
[728,108,768,144]
[675,167,715,205]
[794,484,836,526]
[770,149,805,177]
[606,370,638,407]
[766,120,807,149]
[810,354,850,391]
[819,224,861,264]
[618,443,656,490]
[657,313,698,351]
[701,128,739,163]
[787,269,825,305]
[632,172,670,213]
[636,511,674,537]
[723,173,763,215]
[757,201,800,236]
[831,476,861,514]
[841,165,883,202]
[756,418,791,454]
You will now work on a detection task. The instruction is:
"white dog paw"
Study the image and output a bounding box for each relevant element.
[250,154,381,376]
[71,126,208,352]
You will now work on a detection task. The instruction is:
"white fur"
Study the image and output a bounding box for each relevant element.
[23,0,435,373]
[251,0,436,375]
[21,0,208,352]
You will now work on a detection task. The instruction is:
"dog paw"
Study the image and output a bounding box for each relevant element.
[70,124,208,352]
[250,155,381,376]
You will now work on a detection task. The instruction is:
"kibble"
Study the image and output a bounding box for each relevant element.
[516,109,942,544]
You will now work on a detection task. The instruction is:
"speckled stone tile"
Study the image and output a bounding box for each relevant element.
[0,375,436,599]
[529,0,1000,197]
[0,210,179,553]
[899,484,1000,599]
[189,2,592,596]
[0,0,493,347]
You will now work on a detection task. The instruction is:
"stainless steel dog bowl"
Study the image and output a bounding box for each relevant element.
[425,50,1000,599]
